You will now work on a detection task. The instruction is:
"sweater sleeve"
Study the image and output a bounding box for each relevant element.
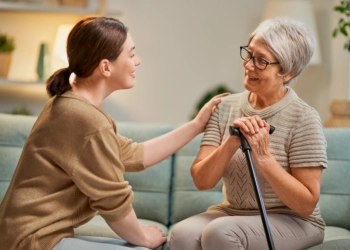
[289,107,327,169]
[117,133,145,172]
[71,127,136,222]
[201,105,222,147]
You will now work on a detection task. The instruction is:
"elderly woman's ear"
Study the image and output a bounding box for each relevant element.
[282,73,294,84]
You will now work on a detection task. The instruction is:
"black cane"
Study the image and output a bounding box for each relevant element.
[229,125,276,250]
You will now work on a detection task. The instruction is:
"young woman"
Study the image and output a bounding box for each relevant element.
[0,17,228,250]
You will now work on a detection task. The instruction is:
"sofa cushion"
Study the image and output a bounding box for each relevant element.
[324,226,350,242]
[305,239,350,250]
[0,114,37,201]
[170,134,224,225]
[116,122,174,226]
[74,214,168,240]
[320,128,350,230]
[74,235,152,249]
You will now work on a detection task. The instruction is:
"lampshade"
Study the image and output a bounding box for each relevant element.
[262,0,321,65]
[51,24,74,73]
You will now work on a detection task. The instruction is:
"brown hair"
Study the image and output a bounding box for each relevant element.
[46,17,128,97]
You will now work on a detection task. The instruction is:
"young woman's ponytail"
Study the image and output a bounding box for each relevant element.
[46,67,72,97]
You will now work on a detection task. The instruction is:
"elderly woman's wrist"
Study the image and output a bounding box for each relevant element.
[256,152,274,168]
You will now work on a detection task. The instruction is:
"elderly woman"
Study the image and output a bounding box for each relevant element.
[170,17,327,250]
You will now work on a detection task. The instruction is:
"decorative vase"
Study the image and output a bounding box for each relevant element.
[0,52,12,78]
[324,100,350,127]
[36,43,50,82]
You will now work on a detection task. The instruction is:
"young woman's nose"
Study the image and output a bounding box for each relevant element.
[135,56,141,66]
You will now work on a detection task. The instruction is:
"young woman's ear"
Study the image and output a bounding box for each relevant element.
[99,59,111,77]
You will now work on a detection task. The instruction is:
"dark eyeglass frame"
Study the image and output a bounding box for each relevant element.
[240,46,280,70]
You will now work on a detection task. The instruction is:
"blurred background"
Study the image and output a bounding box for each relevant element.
[0,0,348,127]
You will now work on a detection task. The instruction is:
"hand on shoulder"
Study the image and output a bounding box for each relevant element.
[194,92,230,131]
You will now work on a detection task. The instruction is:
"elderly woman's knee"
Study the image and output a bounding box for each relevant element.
[201,218,245,249]
[170,220,202,250]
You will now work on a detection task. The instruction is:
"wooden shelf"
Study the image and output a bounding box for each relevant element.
[0,0,99,14]
[0,78,44,85]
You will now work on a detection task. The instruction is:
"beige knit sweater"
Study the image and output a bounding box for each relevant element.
[0,91,145,250]
[201,87,327,229]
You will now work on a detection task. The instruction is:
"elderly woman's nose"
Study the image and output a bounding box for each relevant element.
[244,59,255,70]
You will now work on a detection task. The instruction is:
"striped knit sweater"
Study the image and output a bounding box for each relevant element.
[201,87,327,229]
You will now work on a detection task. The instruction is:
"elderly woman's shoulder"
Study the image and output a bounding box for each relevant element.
[289,96,321,121]
[216,92,242,109]
[214,92,243,115]
[294,96,318,111]
[221,92,243,102]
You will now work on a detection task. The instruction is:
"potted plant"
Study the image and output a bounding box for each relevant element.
[10,106,33,116]
[325,1,350,127]
[333,1,350,51]
[190,84,233,120]
[0,33,15,78]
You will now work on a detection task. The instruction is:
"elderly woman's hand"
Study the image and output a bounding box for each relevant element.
[232,115,267,134]
[233,116,271,158]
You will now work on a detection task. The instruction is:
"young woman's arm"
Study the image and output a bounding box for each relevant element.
[106,208,166,249]
[142,93,229,168]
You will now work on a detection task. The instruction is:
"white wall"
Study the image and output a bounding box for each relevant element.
[0,0,347,126]
[103,0,342,126]
[103,0,263,125]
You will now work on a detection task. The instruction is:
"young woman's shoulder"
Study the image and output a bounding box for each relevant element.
[49,92,115,133]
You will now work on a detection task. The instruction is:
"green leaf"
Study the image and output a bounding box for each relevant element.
[333,28,338,37]
[340,26,349,36]
[334,6,346,12]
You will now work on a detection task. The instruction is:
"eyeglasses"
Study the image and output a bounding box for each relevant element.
[240,46,279,70]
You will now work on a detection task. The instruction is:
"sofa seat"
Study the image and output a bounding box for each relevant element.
[306,239,350,250]
[74,215,167,249]
[74,236,150,250]
[73,216,350,249]
[324,226,350,242]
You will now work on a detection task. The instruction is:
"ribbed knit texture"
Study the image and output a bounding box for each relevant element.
[0,91,145,250]
[201,87,327,229]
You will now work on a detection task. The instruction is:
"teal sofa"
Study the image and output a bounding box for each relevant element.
[0,113,350,250]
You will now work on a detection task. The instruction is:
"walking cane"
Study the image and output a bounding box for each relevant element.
[229,125,276,250]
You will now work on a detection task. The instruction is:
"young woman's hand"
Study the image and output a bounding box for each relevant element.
[107,209,166,248]
[141,225,167,249]
[193,92,230,131]
[142,92,230,168]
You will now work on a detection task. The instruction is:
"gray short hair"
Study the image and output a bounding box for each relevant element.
[248,16,316,85]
